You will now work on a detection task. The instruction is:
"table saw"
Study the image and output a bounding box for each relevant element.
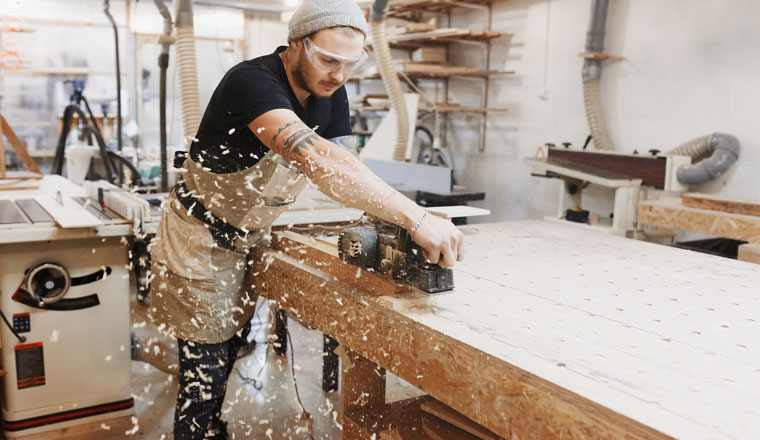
[255,220,760,439]
[0,176,161,438]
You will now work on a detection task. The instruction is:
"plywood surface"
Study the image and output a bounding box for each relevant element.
[419,221,760,439]
[257,220,760,440]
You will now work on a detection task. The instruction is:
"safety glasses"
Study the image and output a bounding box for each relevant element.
[303,36,367,75]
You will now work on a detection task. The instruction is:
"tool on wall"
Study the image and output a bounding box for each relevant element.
[338,222,454,293]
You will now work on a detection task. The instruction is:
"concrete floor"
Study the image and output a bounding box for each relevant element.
[127,300,422,439]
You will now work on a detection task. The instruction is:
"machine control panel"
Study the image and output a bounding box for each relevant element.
[12,313,31,333]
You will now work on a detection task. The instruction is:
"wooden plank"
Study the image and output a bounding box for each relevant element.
[738,243,760,264]
[682,192,760,217]
[1,113,43,174]
[34,194,103,228]
[638,197,760,243]
[579,51,624,62]
[254,250,668,440]
[428,206,490,219]
[0,172,42,191]
[351,69,514,80]
[420,399,502,440]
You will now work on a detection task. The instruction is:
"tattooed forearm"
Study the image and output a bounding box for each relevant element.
[271,120,300,146]
[330,135,358,155]
[282,128,320,162]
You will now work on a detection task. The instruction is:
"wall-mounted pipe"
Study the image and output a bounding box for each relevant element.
[579,1,739,186]
[667,133,740,186]
[154,0,172,192]
[174,0,202,146]
[371,0,409,161]
[581,0,613,151]
[103,0,123,158]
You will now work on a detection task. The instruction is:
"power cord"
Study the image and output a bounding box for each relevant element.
[234,301,270,391]
[285,321,316,440]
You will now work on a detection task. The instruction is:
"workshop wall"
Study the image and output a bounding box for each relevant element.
[1,0,248,170]
[448,0,760,222]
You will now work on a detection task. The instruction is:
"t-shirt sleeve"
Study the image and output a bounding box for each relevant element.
[224,68,293,125]
[322,86,352,139]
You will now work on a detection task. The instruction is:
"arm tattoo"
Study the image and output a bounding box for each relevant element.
[330,135,358,156]
[282,128,320,162]
[271,120,300,146]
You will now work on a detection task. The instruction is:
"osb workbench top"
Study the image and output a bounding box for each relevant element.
[255,220,760,439]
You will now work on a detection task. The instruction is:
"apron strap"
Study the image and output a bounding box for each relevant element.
[174,180,250,251]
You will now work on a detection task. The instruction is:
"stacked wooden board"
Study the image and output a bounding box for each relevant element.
[639,193,760,263]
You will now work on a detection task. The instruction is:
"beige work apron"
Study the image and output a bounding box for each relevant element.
[150,151,308,343]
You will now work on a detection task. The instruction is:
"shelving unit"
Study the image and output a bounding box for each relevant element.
[354,0,513,152]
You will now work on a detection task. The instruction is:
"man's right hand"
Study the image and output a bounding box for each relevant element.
[410,212,464,268]
[250,110,466,267]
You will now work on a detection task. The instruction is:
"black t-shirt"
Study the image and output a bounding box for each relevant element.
[189,46,352,174]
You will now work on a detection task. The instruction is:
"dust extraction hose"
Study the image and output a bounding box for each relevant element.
[175,0,202,146]
[371,0,409,161]
[154,0,172,192]
[579,0,739,186]
[666,133,740,186]
[582,80,613,151]
[582,0,613,151]
[103,0,122,155]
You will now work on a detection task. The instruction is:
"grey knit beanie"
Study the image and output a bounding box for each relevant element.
[288,0,368,43]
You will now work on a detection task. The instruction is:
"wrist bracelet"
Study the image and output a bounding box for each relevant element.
[410,210,429,241]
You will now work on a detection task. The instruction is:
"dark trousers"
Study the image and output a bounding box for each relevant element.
[174,322,251,440]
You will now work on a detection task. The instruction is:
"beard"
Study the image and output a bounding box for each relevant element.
[292,63,341,99]
[291,63,316,97]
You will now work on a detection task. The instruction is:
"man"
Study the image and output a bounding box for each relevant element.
[150,0,464,438]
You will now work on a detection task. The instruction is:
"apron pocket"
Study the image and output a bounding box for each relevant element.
[151,206,216,281]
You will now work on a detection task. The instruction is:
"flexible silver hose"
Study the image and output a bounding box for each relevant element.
[371,3,409,161]
[666,135,711,161]
[579,0,739,185]
[175,26,202,144]
[582,80,613,150]
[666,133,740,186]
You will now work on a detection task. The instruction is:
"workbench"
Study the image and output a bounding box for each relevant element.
[254,220,760,439]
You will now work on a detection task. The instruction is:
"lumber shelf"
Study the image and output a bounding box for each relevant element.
[389,0,494,16]
[351,103,509,113]
[351,69,514,80]
[255,220,760,439]
[638,196,760,243]
[382,28,514,47]
[682,192,760,217]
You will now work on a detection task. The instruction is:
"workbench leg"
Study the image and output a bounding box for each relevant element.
[340,349,385,440]
[273,309,288,355]
[322,334,339,392]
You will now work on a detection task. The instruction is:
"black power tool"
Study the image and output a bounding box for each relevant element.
[337,223,454,293]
